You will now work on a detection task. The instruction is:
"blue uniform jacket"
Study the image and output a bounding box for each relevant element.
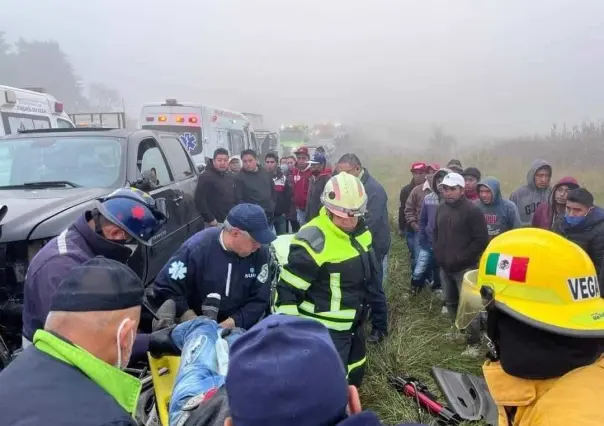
[0,345,136,426]
[22,213,150,358]
[151,227,270,330]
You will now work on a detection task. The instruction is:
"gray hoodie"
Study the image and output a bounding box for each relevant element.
[477,177,521,239]
[509,159,552,226]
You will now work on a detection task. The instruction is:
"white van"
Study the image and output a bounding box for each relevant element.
[140,99,257,166]
[0,86,75,136]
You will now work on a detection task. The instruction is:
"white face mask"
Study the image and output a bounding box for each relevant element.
[115,318,135,370]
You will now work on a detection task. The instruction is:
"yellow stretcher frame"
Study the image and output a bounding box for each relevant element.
[148,354,181,426]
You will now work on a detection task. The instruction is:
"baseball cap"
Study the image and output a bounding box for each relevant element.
[50,257,144,312]
[438,172,465,189]
[226,203,276,245]
[226,315,349,426]
[446,159,463,173]
[410,162,427,172]
[294,146,309,156]
[307,152,327,165]
[427,163,440,172]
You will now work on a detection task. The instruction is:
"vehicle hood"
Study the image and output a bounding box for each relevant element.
[0,187,110,242]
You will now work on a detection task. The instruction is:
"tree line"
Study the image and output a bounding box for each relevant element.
[0,32,123,113]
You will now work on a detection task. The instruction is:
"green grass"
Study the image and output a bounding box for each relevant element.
[360,232,485,426]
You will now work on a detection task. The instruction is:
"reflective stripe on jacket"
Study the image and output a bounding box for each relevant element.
[275,208,378,331]
[483,357,604,425]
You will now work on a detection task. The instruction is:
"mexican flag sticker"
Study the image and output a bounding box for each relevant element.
[485,253,529,282]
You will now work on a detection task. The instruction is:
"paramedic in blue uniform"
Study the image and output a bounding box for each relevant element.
[149,203,276,330]
[21,188,170,359]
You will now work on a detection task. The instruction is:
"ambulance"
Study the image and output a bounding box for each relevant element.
[0,86,75,136]
[140,99,257,166]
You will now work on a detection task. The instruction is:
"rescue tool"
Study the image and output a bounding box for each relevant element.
[389,375,461,425]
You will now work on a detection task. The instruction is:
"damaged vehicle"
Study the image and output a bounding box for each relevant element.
[0,128,203,350]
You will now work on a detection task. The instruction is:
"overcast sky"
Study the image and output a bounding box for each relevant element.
[2,0,604,137]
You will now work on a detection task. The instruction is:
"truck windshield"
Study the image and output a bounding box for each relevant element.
[279,130,304,142]
[0,136,123,188]
[142,125,203,157]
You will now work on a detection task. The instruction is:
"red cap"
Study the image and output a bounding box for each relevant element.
[410,162,427,172]
[294,147,309,156]
[427,163,440,172]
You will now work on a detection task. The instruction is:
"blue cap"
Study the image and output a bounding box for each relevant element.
[309,152,327,165]
[50,256,143,312]
[226,315,348,426]
[226,203,276,245]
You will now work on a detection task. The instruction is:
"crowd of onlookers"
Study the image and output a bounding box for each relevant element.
[398,158,604,355]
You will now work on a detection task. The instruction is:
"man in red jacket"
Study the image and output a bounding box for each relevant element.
[292,146,313,225]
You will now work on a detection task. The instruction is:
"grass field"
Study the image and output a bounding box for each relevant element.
[356,150,604,425]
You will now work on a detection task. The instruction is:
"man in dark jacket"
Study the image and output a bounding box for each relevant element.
[398,162,427,270]
[434,172,488,355]
[236,149,275,226]
[336,153,391,343]
[21,188,168,360]
[266,153,292,235]
[532,176,579,232]
[292,147,313,226]
[561,188,604,290]
[0,257,178,426]
[195,148,237,226]
[305,152,333,221]
[461,167,481,204]
[150,204,275,331]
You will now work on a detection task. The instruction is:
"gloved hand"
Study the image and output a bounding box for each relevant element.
[148,325,181,358]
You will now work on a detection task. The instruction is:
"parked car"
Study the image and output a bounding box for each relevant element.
[0,127,204,349]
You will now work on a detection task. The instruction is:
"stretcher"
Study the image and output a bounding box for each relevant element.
[147,354,180,426]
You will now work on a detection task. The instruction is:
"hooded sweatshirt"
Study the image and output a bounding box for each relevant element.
[418,168,451,249]
[476,177,521,240]
[532,176,579,231]
[509,159,552,226]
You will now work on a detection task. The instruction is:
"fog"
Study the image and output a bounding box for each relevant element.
[2,0,604,138]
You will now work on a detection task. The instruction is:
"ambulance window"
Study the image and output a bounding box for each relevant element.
[228,130,245,157]
[1,113,51,135]
[160,135,195,181]
[57,118,74,129]
[137,138,173,189]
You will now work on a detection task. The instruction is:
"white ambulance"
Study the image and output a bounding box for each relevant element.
[0,86,75,136]
[140,99,257,167]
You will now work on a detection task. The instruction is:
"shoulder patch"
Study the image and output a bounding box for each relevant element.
[295,226,326,253]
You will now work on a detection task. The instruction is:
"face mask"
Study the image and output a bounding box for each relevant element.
[279,164,288,173]
[115,318,134,370]
[565,215,586,226]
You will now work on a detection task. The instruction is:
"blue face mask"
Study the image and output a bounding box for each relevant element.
[279,164,289,173]
[565,214,586,226]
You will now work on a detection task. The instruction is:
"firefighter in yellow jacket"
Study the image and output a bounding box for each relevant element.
[275,172,386,387]
[457,227,604,426]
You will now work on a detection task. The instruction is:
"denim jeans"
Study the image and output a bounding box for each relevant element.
[405,230,420,271]
[273,215,287,235]
[296,208,307,226]
[440,269,480,345]
[411,248,440,290]
[169,318,243,425]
